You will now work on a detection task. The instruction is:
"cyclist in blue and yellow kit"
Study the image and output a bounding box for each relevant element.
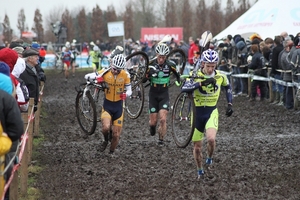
[182,49,233,178]
[97,54,132,154]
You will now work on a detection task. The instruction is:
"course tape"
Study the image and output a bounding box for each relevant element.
[219,70,300,88]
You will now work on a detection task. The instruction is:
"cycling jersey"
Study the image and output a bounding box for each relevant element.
[89,50,102,63]
[148,59,180,93]
[99,69,131,102]
[192,70,231,107]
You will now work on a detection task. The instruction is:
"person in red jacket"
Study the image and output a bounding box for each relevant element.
[188,37,200,66]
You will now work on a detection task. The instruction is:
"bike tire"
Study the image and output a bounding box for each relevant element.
[125,81,145,119]
[171,92,195,148]
[167,48,186,75]
[126,51,149,90]
[75,90,97,135]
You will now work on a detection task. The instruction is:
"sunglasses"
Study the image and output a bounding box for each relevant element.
[111,67,121,72]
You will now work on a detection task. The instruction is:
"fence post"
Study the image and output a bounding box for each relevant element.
[19,98,34,197]
[33,82,44,137]
[27,98,34,163]
[268,68,273,101]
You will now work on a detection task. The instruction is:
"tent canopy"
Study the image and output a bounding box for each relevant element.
[214,0,300,40]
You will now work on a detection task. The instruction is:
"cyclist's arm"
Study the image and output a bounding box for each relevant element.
[181,81,201,92]
[170,64,181,82]
[125,84,132,97]
[223,84,233,104]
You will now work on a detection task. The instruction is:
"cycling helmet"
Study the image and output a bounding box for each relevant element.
[155,43,170,56]
[93,46,99,51]
[112,54,126,69]
[202,49,218,63]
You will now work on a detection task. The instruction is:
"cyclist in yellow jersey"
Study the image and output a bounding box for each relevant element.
[181,49,233,178]
[97,54,132,154]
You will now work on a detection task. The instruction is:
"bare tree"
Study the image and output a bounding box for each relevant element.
[3,14,13,43]
[32,9,44,43]
[181,0,192,42]
[209,0,222,36]
[62,9,74,43]
[43,6,65,43]
[123,3,134,39]
[91,5,103,42]
[225,0,236,27]
[165,0,177,27]
[195,0,208,39]
[77,8,87,42]
[17,9,26,38]
[105,5,117,43]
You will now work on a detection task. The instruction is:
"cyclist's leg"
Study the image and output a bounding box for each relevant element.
[157,92,170,141]
[71,59,76,76]
[204,109,219,163]
[110,111,124,153]
[99,109,112,152]
[149,92,159,136]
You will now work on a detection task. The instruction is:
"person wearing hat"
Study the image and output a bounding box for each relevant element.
[19,48,41,112]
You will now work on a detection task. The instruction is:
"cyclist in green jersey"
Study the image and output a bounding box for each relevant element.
[181,49,233,178]
[87,46,103,72]
[146,43,181,145]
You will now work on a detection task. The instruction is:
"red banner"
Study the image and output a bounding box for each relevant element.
[140,27,183,43]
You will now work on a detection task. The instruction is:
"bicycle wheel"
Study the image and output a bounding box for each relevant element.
[125,81,144,119]
[125,51,149,87]
[167,49,186,75]
[171,92,196,148]
[89,85,104,122]
[75,90,97,135]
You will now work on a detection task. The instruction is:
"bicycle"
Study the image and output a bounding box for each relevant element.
[75,73,108,136]
[171,30,214,148]
[171,74,217,148]
[75,51,149,135]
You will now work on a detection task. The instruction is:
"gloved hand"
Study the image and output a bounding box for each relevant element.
[96,76,104,83]
[120,93,127,100]
[175,78,184,87]
[225,104,233,117]
[201,77,216,86]
[148,68,158,77]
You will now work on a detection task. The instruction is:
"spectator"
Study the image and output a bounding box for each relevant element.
[0,67,24,200]
[20,48,41,112]
[188,37,199,66]
[270,36,284,105]
[280,39,294,109]
[248,44,267,101]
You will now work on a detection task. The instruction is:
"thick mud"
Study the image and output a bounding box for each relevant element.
[36,70,300,200]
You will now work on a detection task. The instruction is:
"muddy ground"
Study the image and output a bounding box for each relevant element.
[35,70,300,200]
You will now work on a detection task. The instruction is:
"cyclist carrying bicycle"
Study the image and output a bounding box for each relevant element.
[181,49,233,178]
[146,43,181,145]
[97,54,132,154]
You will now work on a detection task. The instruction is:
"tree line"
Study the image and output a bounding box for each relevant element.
[1,0,256,45]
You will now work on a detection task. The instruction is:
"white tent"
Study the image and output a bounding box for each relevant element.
[214,0,300,40]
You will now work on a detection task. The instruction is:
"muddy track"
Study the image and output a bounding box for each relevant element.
[35,70,300,200]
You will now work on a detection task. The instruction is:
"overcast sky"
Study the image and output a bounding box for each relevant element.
[0,0,127,32]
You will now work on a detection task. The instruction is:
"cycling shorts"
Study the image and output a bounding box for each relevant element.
[148,91,170,113]
[92,62,101,70]
[192,106,218,142]
[101,99,124,127]
[63,61,70,69]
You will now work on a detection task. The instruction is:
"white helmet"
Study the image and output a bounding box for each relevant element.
[93,46,99,51]
[112,54,126,69]
[155,43,170,56]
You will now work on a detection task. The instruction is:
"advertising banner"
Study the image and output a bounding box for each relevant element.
[140,27,183,43]
[107,21,124,37]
